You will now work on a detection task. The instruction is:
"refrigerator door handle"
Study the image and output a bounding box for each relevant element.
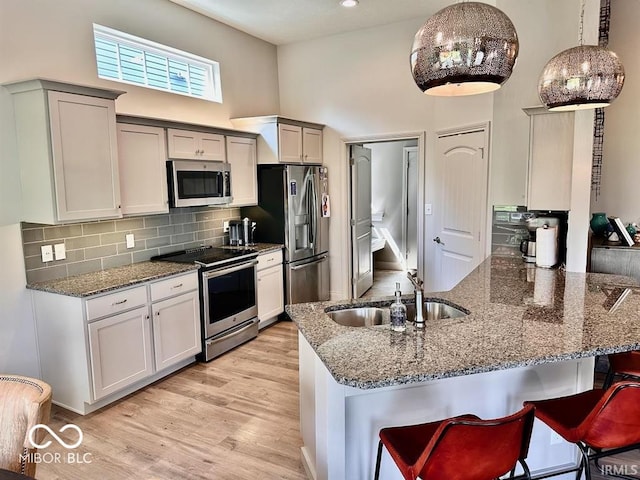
[306,176,314,246]
[290,255,328,271]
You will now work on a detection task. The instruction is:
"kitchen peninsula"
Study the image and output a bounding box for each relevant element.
[287,257,640,480]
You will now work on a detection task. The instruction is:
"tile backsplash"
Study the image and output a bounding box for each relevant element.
[21,207,241,284]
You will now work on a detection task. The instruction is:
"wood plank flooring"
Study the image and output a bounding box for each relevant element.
[35,320,639,479]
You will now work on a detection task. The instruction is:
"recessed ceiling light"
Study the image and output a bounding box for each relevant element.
[340,0,359,7]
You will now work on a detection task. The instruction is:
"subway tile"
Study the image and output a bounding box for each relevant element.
[129,227,159,240]
[67,260,102,277]
[146,236,171,248]
[213,209,234,220]
[85,245,118,260]
[115,218,145,231]
[196,230,215,241]
[26,265,68,284]
[25,249,84,271]
[158,225,179,237]
[132,249,158,263]
[82,221,115,235]
[116,242,146,254]
[66,235,101,250]
[43,224,82,240]
[22,222,49,229]
[158,245,182,255]
[170,213,195,225]
[181,223,199,234]
[21,227,44,243]
[100,231,129,246]
[195,211,216,222]
[25,255,51,271]
[102,253,133,269]
[144,215,170,227]
[183,241,203,250]
[171,233,195,244]
[51,249,85,265]
[197,221,216,231]
[23,241,51,258]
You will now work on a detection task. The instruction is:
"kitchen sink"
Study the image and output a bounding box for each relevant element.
[326,307,389,327]
[406,301,468,321]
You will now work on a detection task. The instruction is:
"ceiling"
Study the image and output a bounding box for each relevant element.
[168,0,453,45]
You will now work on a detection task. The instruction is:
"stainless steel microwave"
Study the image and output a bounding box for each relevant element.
[167,160,232,207]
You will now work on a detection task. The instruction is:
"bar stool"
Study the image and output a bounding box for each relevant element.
[603,351,640,389]
[373,404,535,480]
[523,381,640,480]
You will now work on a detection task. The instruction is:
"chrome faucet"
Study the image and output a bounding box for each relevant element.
[407,270,425,329]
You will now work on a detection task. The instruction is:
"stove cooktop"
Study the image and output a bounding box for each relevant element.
[151,246,258,267]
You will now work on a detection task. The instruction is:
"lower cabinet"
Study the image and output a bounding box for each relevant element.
[32,270,200,415]
[257,249,284,329]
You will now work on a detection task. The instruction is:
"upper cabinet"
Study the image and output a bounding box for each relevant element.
[4,79,124,224]
[167,128,225,161]
[231,115,324,165]
[117,123,169,216]
[523,106,575,211]
[227,136,258,207]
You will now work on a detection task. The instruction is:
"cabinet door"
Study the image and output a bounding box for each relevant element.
[199,133,226,161]
[278,124,302,163]
[88,306,153,401]
[227,136,257,206]
[257,264,284,325]
[302,127,323,164]
[527,112,574,211]
[117,124,169,215]
[151,291,201,371]
[48,91,121,222]
[167,128,200,159]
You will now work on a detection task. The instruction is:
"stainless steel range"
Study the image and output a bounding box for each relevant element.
[152,246,259,361]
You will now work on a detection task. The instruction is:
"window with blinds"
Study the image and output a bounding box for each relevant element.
[93,24,221,103]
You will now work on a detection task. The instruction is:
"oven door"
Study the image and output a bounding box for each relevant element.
[201,260,258,339]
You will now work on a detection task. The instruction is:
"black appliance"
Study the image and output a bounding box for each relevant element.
[152,246,258,361]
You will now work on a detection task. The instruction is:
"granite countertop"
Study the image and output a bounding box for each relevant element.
[286,256,640,389]
[222,243,283,254]
[26,243,283,298]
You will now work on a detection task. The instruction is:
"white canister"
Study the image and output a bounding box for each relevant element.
[536,225,558,268]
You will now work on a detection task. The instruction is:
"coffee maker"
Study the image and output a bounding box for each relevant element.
[228,218,256,246]
[520,216,560,264]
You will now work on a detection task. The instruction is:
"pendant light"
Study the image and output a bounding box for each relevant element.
[410,2,519,97]
[538,0,624,111]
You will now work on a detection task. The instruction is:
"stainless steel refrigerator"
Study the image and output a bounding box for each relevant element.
[242,164,330,304]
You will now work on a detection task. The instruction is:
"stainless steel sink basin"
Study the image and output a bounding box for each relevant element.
[406,301,468,321]
[326,307,389,327]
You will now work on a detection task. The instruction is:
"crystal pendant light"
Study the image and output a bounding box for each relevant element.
[538,0,624,111]
[410,2,519,96]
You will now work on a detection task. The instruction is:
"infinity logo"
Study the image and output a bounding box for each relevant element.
[28,424,83,449]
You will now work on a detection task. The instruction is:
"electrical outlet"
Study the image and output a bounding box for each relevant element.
[54,243,66,260]
[125,233,135,249]
[223,221,229,233]
[41,245,53,263]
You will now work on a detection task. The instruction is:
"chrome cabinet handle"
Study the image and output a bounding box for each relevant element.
[171,283,183,289]
[433,236,445,245]
[112,299,127,306]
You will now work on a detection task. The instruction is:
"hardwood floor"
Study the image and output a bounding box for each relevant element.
[35,321,639,480]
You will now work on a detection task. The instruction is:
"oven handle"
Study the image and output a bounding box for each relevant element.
[290,255,328,271]
[206,319,258,345]
[202,259,258,279]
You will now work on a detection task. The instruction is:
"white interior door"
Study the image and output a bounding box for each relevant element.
[402,146,419,271]
[433,129,489,291]
[350,145,373,298]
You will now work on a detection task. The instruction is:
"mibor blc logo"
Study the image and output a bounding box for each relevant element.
[22,424,92,465]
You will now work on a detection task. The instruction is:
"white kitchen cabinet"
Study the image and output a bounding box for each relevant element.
[230,115,324,165]
[31,270,200,415]
[88,306,153,400]
[4,79,124,224]
[167,128,225,161]
[523,106,575,211]
[256,249,284,329]
[227,136,258,206]
[117,123,169,215]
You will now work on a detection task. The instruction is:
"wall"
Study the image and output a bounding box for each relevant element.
[277,17,494,299]
[0,0,280,375]
[21,207,240,284]
[592,0,640,226]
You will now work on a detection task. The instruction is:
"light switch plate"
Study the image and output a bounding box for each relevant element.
[125,234,135,249]
[54,243,66,260]
[425,204,433,215]
[223,221,229,233]
[41,245,53,262]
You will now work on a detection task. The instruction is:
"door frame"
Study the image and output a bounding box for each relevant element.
[342,132,426,300]
[428,122,491,292]
[402,146,419,271]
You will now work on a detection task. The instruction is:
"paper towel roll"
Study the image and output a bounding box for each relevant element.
[536,226,558,268]
[533,267,556,306]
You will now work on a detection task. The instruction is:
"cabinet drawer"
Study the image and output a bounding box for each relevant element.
[150,272,198,302]
[257,249,283,271]
[86,286,147,321]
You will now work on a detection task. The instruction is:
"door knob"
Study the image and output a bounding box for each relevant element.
[433,236,445,245]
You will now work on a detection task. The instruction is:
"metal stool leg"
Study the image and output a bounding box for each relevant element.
[374,440,383,480]
[603,368,616,389]
[577,443,592,480]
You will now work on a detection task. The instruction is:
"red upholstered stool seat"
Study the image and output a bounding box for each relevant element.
[524,381,640,480]
[604,351,640,389]
[374,405,535,480]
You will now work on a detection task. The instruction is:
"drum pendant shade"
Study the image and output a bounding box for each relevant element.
[538,45,625,111]
[410,2,519,96]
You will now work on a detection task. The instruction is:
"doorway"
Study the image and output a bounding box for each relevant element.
[347,135,423,299]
